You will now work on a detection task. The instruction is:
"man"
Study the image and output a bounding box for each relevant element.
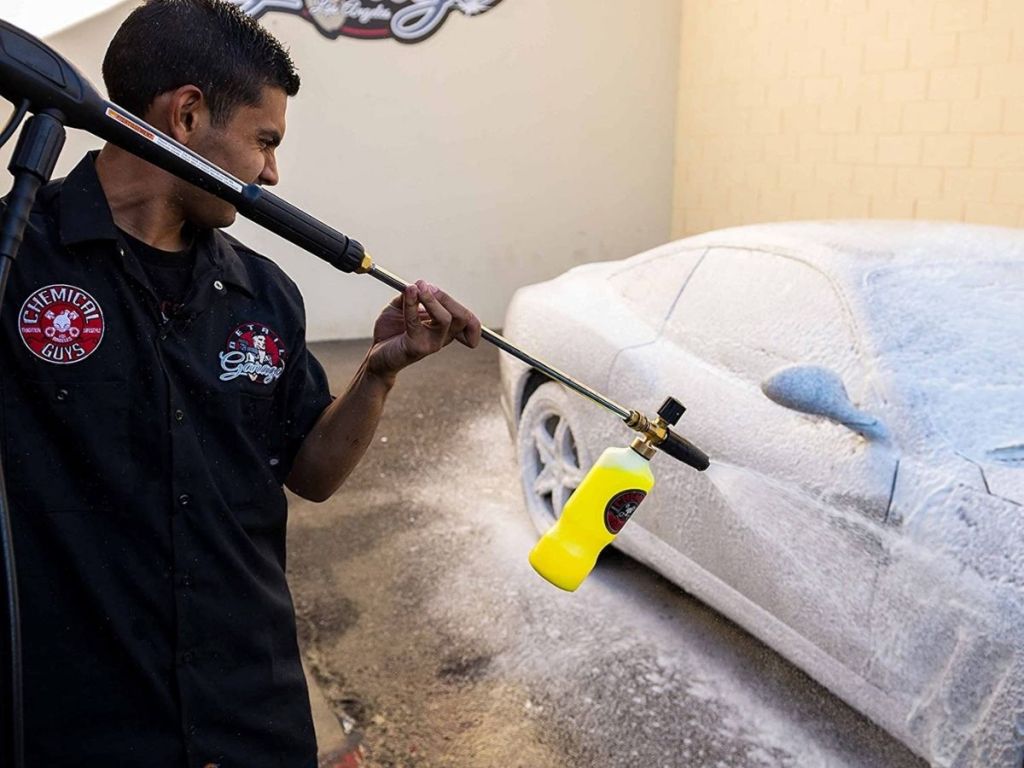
[246,333,272,367]
[0,0,480,765]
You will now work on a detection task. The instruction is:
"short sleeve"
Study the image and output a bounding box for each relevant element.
[276,323,333,478]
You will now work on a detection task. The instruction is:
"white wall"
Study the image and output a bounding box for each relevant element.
[2,0,682,340]
[2,0,124,38]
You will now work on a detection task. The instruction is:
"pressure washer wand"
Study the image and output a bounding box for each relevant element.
[366,264,630,418]
[364,262,709,472]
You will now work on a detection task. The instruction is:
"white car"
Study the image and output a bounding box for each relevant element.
[499,221,1024,768]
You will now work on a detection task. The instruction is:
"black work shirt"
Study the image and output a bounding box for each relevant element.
[120,228,197,317]
[0,153,333,767]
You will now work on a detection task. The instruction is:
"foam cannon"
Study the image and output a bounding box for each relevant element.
[0,18,708,600]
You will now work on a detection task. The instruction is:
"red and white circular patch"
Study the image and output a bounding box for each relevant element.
[19,284,105,365]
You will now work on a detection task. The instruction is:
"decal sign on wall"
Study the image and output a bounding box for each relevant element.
[232,0,504,43]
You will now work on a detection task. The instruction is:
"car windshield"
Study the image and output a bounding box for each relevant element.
[863,261,1024,458]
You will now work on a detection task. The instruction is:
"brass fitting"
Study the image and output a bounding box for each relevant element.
[354,252,374,274]
[630,436,657,460]
[626,409,669,460]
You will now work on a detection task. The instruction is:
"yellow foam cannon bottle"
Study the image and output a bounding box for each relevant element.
[529,441,655,591]
[530,397,707,591]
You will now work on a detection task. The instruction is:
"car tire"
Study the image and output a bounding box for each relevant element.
[517,382,587,536]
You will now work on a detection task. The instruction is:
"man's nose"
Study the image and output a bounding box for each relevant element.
[259,154,279,187]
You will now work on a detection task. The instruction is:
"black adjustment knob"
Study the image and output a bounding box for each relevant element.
[657,397,686,426]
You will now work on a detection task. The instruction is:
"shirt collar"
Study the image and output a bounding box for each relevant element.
[204,230,256,298]
[58,152,255,297]
[58,151,120,247]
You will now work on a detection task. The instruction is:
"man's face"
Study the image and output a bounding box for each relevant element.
[253,334,266,351]
[179,85,288,229]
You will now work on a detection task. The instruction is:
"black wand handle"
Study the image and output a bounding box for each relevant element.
[1,112,65,266]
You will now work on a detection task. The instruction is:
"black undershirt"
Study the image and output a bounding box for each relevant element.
[120,229,197,319]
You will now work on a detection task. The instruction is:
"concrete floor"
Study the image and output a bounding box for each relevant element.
[287,339,927,768]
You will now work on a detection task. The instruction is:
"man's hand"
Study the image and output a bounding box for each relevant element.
[366,279,483,382]
[287,280,482,502]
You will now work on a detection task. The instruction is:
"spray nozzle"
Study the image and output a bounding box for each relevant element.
[626,397,710,472]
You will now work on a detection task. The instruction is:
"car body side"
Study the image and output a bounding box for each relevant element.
[499,221,1024,768]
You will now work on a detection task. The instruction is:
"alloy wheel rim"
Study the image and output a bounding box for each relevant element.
[527,409,583,522]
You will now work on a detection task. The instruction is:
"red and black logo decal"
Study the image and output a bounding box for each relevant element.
[232,1,504,44]
[219,322,287,384]
[604,489,646,535]
[19,284,105,365]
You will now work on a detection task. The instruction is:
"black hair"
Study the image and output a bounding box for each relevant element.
[102,0,300,126]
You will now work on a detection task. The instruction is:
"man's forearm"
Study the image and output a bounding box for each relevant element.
[286,281,480,502]
[285,355,396,502]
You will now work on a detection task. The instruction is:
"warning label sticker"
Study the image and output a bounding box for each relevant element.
[104,108,244,193]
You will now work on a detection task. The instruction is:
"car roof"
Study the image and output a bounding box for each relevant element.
[673,220,1024,283]
[669,220,1024,386]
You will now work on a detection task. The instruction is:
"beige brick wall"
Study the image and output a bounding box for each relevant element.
[672,0,1024,237]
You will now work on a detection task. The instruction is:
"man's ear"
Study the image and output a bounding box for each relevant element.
[149,85,209,145]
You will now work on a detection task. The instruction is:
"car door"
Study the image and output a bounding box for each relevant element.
[557,245,711,474]
[607,247,898,669]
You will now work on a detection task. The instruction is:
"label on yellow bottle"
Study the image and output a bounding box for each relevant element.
[604,490,647,533]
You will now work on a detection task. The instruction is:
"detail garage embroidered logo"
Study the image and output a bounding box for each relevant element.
[19,284,105,365]
[220,322,287,384]
[232,0,504,43]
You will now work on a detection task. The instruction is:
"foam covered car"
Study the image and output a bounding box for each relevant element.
[499,221,1024,768]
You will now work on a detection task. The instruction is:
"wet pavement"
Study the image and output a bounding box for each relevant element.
[287,339,928,768]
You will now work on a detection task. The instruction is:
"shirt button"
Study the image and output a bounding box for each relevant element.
[178,494,192,508]
[174,409,185,423]
[55,388,69,402]
[213,279,225,291]
[181,650,194,665]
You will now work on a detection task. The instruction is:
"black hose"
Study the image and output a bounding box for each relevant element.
[0,133,35,768]
[0,110,67,768]
[0,100,30,149]
[0,447,23,768]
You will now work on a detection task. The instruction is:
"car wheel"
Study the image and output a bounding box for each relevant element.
[517,382,587,535]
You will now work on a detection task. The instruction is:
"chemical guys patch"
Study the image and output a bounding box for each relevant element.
[219,322,287,385]
[604,489,647,535]
[19,284,105,364]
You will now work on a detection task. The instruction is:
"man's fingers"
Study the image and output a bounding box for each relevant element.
[426,282,481,348]
[457,315,483,348]
[416,281,453,339]
[402,284,420,329]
